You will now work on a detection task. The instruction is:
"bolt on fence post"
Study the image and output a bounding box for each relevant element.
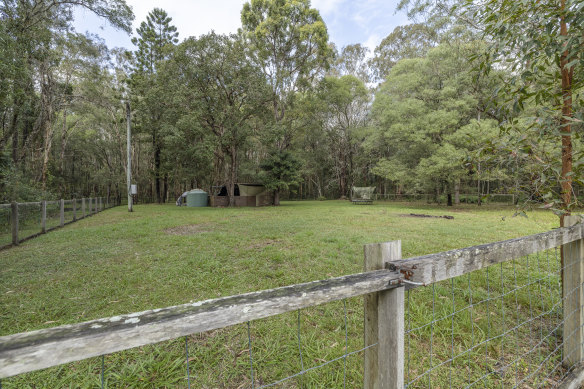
[72,199,77,221]
[364,240,404,389]
[41,201,46,233]
[563,216,584,367]
[11,202,18,246]
[59,199,64,227]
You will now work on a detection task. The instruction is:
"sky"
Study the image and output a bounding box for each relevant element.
[72,0,410,55]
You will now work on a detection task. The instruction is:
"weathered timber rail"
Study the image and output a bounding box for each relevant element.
[0,269,402,378]
[2,219,584,388]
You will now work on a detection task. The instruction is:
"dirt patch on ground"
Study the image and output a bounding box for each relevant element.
[247,239,281,250]
[164,224,210,235]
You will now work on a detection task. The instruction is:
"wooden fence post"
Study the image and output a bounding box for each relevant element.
[563,215,584,367]
[364,241,404,389]
[59,199,64,227]
[81,198,86,218]
[41,201,46,233]
[72,199,77,221]
[11,202,18,246]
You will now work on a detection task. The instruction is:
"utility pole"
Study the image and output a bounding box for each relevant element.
[126,101,133,212]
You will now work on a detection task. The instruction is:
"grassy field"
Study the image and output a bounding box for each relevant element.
[0,201,561,387]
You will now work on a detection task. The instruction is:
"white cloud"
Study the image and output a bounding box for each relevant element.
[311,0,345,15]
[363,33,381,57]
[129,0,247,39]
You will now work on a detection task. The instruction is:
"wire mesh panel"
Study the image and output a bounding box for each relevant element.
[45,201,61,231]
[17,203,41,241]
[63,200,75,223]
[404,248,567,388]
[0,205,11,247]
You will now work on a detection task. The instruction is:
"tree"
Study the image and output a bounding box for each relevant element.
[241,0,331,149]
[130,8,178,203]
[368,42,496,202]
[369,23,439,81]
[260,150,302,205]
[318,75,370,198]
[166,33,270,206]
[331,43,371,83]
[0,0,133,196]
[469,0,584,221]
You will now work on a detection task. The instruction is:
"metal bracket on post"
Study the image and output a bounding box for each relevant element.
[364,241,404,389]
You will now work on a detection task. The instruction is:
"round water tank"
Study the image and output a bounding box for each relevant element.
[186,189,208,207]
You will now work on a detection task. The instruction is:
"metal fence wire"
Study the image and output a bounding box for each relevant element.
[1,225,583,388]
[404,248,569,388]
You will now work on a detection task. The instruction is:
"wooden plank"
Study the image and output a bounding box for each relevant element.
[11,202,18,246]
[558,364,584,389]
[364,241,404,389]
[563,216,584,367]
[81,198,85,218]
[0,269,402,378]
[389,224,584,286]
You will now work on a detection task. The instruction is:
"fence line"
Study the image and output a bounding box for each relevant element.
[1,219,584,387]
[0,197,116,249]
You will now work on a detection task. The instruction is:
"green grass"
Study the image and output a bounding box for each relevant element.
[0,201,562,387]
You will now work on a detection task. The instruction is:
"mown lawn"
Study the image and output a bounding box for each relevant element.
[0,201,560,388]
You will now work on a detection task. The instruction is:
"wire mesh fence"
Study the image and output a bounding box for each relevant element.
[1,223,583,388]
[403,248,568,388]
[0,198,115,248]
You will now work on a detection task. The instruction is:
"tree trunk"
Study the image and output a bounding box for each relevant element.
[454,179,460,205]
[560,0,573,223]
[228,146,237,207]
[274,189,280,206]
[154,130,161,203]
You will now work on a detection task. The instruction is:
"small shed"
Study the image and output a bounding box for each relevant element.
[210,183,274,207]
[351,186,376,204]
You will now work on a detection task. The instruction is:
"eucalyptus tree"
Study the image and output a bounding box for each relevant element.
[240,0,332,150]
[318,75,370,198]
[130,8,178,203]
[166,33,270,206]
[0,0,133,196]
[468,0,584,219]
[369,42,495,201]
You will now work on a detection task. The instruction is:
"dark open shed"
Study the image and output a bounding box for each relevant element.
[210,183,274,207]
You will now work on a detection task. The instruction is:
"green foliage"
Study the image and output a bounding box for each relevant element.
[260,150,302,191]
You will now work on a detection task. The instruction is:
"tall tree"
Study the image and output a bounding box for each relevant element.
[241,0,331,149]
[470,0,584,219]
[130,8,178,203]
[166,33,270,206]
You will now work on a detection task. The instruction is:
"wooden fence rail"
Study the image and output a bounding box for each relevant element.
[2,197,115,248]
[1,220,583,388]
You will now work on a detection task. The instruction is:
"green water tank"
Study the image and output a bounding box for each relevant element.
[186,189,208,207]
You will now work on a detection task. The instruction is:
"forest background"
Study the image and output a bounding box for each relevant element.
[1,0,583,211]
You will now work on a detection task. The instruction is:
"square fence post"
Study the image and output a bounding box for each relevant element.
[364,241,404,389]
[59,199,64,227]
[72,199,77,221]
[82,198,86,218]
[11,201,18,246]
[563,215,584,367]
[88,198,92,215]
[41,201,46,233]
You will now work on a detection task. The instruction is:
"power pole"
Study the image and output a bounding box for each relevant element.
[126,101,133,212]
